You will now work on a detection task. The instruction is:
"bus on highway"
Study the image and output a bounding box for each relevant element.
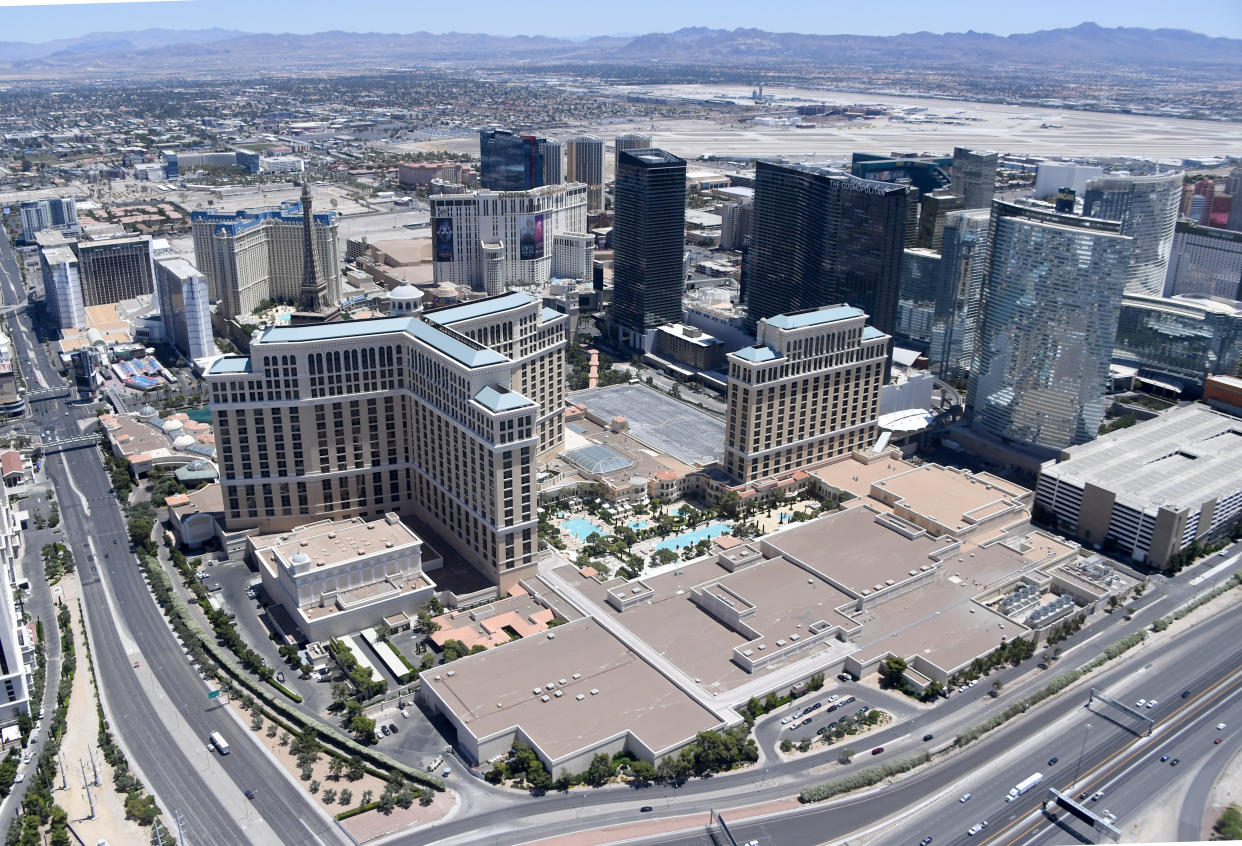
[209,731,230,755]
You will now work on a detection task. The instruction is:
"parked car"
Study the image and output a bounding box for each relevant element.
[380,724,390,736]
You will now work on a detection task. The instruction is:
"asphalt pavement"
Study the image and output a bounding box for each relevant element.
[0,227,350,846]
[416,554,1242,846]
[609,607,1242,846]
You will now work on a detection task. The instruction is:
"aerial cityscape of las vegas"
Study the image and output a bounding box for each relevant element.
[0,1,1239,844]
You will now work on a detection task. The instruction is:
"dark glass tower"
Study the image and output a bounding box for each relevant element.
[479,129,544,191]
[611,148,686,344]
[744,161,910,336]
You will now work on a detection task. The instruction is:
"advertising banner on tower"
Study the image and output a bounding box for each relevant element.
[519,213,545,261]
[433,218,454,262]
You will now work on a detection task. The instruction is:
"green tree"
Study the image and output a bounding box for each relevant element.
[339,788,352,806]
[628,760,657,785]
[348,714,376,742]
[346,756,366,781]
[584,753,615,787]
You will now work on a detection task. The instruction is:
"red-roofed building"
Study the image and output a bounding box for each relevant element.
[0,452,21,488]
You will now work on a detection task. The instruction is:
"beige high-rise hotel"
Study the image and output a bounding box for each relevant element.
[207,291,566,591]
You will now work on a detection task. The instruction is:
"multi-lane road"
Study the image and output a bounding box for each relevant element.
[599,608,1242,846]
[0,229,350,846]
[4,223,1240,846]
[416,557,1242,846]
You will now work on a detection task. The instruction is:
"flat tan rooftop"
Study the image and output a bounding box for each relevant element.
[764,506,955,596]
[811,453,914,499]
[424,618,722,759]
[872,465,1029,533]
[566,562,755,691]
[255,515,419,569]
[852,577,1021,675]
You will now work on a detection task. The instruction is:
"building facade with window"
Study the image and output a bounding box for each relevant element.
[969,202,1131,454]
[206,292,565,592]
[190,201,341,318]
[429,184,589,292]
[724,305,889,483]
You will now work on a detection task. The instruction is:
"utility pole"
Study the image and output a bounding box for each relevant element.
[152,819,167,846]
[56,749,68,789]
[87,745,99,786]
[175,809,188,846]
[81,760,95,819]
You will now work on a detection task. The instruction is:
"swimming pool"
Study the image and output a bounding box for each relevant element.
[560,517,608,543]
[655,522,732,552]
[626,519,652,531]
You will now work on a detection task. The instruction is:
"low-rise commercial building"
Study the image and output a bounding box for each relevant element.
[420,617,726,778]
[1036,403,1242,567]
[251,513,438,642]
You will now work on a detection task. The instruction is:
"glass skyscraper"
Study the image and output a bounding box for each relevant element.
[611,148,686,346]
[479,129,544,191]
[744,162,910,336]
[969,202,1132,453]
[1114,293,1242,395]
[1083,172,1181,297]
[930,209,991,383]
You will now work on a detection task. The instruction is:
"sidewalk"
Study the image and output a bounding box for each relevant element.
[54,573,150,845]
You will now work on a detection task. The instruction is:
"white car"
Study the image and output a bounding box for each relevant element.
[968,679,978,687]
[780,716,794,725]
[827,694,839,702]
[1136,699,1147,708]
[1146,699,1158,709]
[967,822,988,836]
[959,793,971,803]
[1218,723,1228,730]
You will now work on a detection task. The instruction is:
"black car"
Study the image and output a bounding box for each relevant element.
[1170,758,1180,766]
[923,734,934,742]
[1182,690,1191,699]
[920,838,933,846]
[245,789,256,800]
[1048,757,1059,766]
[640,806,653,813]
[389,723,398,734]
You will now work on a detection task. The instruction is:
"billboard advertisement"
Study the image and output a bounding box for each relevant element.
[433,218,454,262]
[519,213,545,261]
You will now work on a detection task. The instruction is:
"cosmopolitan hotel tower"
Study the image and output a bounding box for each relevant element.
[207,292,566,592]
[724,305,889,483]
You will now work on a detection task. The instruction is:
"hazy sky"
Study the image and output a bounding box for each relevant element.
[1,0,1239,43]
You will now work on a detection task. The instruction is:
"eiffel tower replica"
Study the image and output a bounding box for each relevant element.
[289,181,341,325]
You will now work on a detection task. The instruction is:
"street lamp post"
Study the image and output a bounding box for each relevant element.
[1073,722,1093,791]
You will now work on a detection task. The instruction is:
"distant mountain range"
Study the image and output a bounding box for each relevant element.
[0,22,1239,76]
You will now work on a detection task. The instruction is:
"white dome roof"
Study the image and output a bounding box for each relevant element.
[173,434,196,449]
[162,418,183,432]
[389,284,423,301]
